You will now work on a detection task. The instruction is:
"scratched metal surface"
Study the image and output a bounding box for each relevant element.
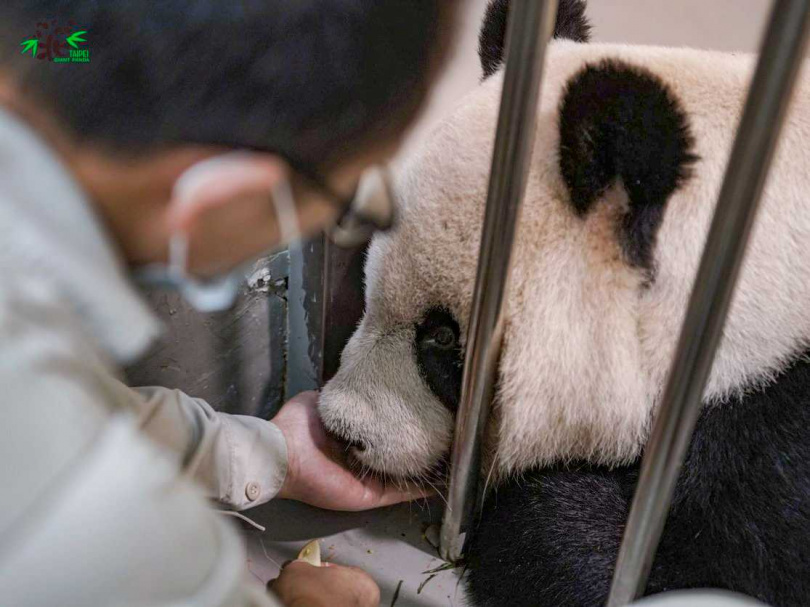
[124,253,289,417]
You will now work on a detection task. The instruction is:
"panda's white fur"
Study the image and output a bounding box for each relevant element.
[319,40,810,480]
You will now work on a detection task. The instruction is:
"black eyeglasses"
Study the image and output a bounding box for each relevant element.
[289,161,397,249]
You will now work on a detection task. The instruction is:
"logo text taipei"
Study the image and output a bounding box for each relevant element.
[20,20,90,63]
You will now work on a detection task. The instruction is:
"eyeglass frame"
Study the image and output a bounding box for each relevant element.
[280,155,397,249]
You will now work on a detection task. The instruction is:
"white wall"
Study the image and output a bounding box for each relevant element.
[399,0,772,160]
[589,0,769,51]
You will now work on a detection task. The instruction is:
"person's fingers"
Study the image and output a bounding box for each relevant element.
[372,483,436,508]
[267,560,316,590]
[281,559,347,573]
[346,566,381,605]
[283,559,315,571]
[270,558,381,607]
[350,571,380,606]
[346,477,437,511]
[288,390,320,409]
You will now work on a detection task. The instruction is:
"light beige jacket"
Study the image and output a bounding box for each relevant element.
[0,108,287,606]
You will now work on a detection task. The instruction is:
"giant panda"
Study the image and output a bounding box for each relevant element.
[318,1,810,605]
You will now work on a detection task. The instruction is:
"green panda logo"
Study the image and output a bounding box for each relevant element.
[20,20,90,64]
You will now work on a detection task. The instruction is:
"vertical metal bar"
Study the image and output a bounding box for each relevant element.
[321,239,369,383]
[607,2,810,604]
[284,235,370,404]
[286,237,326,400]
[258,250,290,420]
[439,0,559,563]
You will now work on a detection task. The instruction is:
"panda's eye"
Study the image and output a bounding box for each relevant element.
[429,325,457,349]
[415,307,464,413]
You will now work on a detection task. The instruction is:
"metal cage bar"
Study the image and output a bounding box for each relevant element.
[607,1,810,604]
[439,0,560,563]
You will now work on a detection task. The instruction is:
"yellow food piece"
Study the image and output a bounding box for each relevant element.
[297,539,322,567]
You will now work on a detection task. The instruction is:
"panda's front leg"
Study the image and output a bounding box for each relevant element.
[465,462,635,607]
[466,353,810,607]
[464,458,745,607]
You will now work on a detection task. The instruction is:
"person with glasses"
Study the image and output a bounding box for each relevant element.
[0,2,459,606]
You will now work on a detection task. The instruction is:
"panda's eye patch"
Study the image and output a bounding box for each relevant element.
[415,307,464,414]
[426,325,457,349]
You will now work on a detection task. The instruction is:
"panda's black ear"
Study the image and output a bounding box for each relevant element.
[479,0,591,78]
[559,60,697,270]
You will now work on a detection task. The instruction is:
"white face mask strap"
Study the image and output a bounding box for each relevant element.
[169,232,191,280]
[271,177,301,246]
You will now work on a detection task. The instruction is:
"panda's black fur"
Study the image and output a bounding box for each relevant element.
[443,2,810,605]
[479,0,592,78]
[465,351,810,607]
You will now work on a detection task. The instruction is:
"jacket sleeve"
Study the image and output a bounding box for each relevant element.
[0,407,288,607]
[133,386,289,510]
[0,287,287,607]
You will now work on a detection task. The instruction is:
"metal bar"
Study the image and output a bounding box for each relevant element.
[258,250,291,419]
[607,2,810,604]
[286,237,326,400]
[439,0,559,563]
[285,234,370,404]
[321,239,369,383]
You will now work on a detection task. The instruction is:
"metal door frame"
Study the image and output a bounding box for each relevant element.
[265,236,367,419]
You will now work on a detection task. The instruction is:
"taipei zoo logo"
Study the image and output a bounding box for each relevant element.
[20,20,90,63]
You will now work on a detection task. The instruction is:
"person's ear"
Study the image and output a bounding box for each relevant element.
[166,152,288,236]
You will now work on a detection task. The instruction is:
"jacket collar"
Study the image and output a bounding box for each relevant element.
[0,107,162,364]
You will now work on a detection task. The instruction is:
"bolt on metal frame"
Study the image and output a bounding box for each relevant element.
[436,0,810,602]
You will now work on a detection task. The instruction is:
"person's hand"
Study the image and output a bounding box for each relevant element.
[272,391,432,511]
[269,561,380,607]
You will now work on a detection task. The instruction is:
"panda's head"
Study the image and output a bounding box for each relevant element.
[320,2,806,482]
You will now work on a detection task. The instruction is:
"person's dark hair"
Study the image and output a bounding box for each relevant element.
[1,1,459,170]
